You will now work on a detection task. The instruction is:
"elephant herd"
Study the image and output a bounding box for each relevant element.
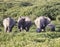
[3,16,55,32]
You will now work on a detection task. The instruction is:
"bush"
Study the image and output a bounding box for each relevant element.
[56,15,60,21]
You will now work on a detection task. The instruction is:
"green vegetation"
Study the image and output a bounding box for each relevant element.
[0,32,60,47]
[0,0,60,47]
[1,0,60,20]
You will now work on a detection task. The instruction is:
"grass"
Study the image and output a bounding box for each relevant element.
[0,0,60,47]
[0,31,60,47]
[0,17,60,47]
[0,21,60,47]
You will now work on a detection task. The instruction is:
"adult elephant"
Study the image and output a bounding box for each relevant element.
[17,16,32,32]
[34,16,51,32]
[3,17,16,32]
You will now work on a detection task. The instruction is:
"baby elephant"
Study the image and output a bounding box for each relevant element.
[46,23,55,31]
[3,17,16,32]
[17,16,32,32]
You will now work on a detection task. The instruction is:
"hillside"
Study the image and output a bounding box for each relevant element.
[0,0,60,20]
[0,0,60,47]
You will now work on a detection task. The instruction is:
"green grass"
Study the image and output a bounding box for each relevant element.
[0,0,59,20]
[0,21,60,47]
[0,31,60,47]
[0,18,60,47]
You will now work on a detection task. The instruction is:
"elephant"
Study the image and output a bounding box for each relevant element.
[46,23,55,31]
[3,17,16,32]
[17,16,32,32]
[34,16,51,32]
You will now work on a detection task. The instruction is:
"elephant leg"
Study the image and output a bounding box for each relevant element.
[20,27,23,32]
[4,26,8,32]
[10,25,14,32]
[25,27,29,32]
[9,27,12,32]
[18,26,21,32]
[7,27,11,32]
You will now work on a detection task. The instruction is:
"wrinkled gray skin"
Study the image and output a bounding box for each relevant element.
[46,23,55,31]
[34,16,51,32]
[3,17,16,32]
[17,17,32,32]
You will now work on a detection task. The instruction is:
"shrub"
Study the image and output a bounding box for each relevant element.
[56,15,60,21]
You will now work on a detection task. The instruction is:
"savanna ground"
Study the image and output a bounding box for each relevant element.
[0,0,60,47]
